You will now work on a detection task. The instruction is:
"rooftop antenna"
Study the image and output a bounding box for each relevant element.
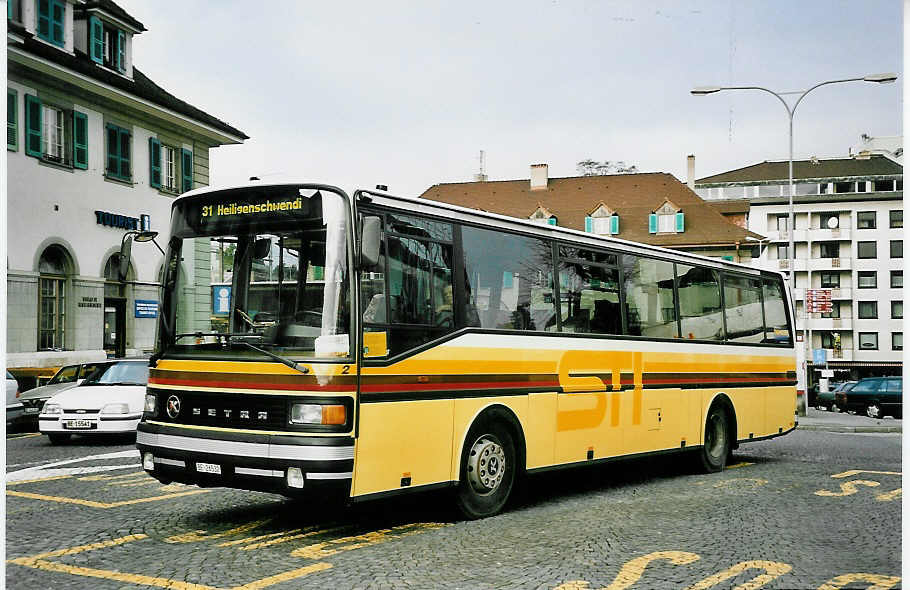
[474,150,487,182]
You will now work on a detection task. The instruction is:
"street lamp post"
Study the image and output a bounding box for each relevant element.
[691,73,898,416]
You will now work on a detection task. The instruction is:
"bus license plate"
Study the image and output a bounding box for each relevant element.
[196,462,221,475]
[65,419,93,429]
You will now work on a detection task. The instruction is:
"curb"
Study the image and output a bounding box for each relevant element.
[797,424,902,433]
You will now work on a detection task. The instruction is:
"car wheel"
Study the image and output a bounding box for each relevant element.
[696,404,730,473]
[454,418,517,519]
[47,433,70,445]
[865,403,883,419]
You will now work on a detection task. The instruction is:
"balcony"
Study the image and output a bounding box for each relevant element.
[808,317,853,331]
[776,258,808,271]
[766,229,808,243]
[817,349,854,362]
[808,257,852,272]
[808,227,852,241]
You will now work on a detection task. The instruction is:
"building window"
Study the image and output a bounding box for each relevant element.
[820,272,840,288]
[889,210,902,228]
[106,123,131,181]
[776,245,788,260]
[873,179,895,191]
[856,211,876,229]
[890,240,902,258]
[857,241,877,259]
[856,271,876,289]
[658,213,675,232]
[36,0,65,47]
[163,145,176,190]
[821,302,840,319]
[8,0,22,23]
[649,202,683,234]
[892,332,903,351]
[776,215,789,232]
[858,301,878,319]
[834,182,855,193]
[819,212,839,229]
[818,241,839,258]
[891,270,903,288]
[7,89,17,151]
[24,95,87,167]
[855,181,869,193]
[42,105,65,162]
[820,331,837,349]
[891,301,902,319]
[858,332,878,350]
[38,245,68,350]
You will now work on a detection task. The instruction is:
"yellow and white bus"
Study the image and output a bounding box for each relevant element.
[136,182,796,518]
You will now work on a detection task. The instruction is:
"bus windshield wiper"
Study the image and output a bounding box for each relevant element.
[230,339,310,375]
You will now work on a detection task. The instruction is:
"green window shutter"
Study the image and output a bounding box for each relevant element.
[106,124,119,175]
[313,266,324,280]
[721,255,734,262]
[7,89,17,151]
[149,137,161,188]
[503,271,513,289]
[116,30,126,72]
[73,111,88,169]
[547,217,557,226]
[89,16,104,64]
[181,148,193,192]
[24,94,41,157]
[610,215,619,235]
[676,211,685,232]
[584,216,593,232]
[118,127,131,179]
[51,0,64,45]
[37,0,50,41]
[648,213,657,234]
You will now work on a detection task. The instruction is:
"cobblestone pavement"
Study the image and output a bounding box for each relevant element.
[5,429,901,589]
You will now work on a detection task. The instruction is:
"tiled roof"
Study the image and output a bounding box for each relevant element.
[75,0,146,32]
[9,26,247,141]
[706,199,751,214]
[696,155,902,184]
[419,173,764,247]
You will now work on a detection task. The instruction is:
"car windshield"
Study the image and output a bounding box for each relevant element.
[49,365,80,385]
[161,186,352,361]
[82,362,149,386]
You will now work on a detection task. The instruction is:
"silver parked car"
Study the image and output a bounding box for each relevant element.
[18,362,106,428]
[6,371,24,428]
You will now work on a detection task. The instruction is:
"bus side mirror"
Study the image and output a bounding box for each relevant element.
[360,216,381,268]
[118,237,132,281]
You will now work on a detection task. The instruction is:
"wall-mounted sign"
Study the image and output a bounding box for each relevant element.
[135,300,159,318]
[78,296,102,309]
[95,210,150,231]
[212,286,232,316]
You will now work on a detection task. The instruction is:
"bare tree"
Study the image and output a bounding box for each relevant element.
[577,159,639,176]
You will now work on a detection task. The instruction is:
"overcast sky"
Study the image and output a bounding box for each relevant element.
[118,0,903,195]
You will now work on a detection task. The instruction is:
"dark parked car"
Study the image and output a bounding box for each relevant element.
[835,376,902,419]
[816,381,856,412]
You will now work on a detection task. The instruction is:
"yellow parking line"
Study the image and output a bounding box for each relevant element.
[7,433,41,439]
[725,462,754,470]
[12,558,221,590]
[7,488,209,508]
[7,475,72,486]
[232,563,332,590]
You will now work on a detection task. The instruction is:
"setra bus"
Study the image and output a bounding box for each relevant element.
[136,182,796,518]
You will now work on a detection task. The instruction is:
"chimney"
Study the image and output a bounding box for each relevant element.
[686,154,696,189]
[530,163,548,190]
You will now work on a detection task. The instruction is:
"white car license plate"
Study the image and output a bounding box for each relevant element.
[196,462,222,475]
[65,419,93,429]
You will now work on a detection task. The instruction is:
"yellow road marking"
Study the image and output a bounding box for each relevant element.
[6,475,72,486]
[682,560,791,590]
[219,530,302,547]
[290,523,447,559]
[554,582,591,590]
[876,488,902,502]
[602,551,701,590]
[815,480,880,497]
[7,488,209,507]
[7,432,41,439]
[166,519,271,543]
[713,478,768,490]
[817,573,901,590]
[78,472,146,481]
[9,534,147,561]
[725,462,754,470]
[831,470,901,479]
[232,563,332,590]
[240,525,352,551]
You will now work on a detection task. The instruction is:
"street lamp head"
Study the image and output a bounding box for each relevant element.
[863,72,898,84]
[133,231,159,242]
[691,86,722,96]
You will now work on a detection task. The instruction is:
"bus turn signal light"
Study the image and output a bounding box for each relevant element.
[322,405,346,425]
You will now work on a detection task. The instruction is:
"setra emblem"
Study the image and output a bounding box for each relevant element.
[166,395,181,419]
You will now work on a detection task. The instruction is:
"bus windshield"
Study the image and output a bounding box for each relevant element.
[160,186,352,360]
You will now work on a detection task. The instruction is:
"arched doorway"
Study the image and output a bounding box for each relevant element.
[38,245,72,350]
[102,253,133,357]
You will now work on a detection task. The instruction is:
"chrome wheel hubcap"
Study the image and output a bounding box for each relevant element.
[466,435,506,495]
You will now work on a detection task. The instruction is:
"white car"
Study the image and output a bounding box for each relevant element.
[39,360,149,444]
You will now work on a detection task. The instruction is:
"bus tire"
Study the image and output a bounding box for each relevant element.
[696,404,730,473]
[455,418,516,520]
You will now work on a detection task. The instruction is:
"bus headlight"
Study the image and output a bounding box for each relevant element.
[144,394,157,415]
[289,403,346,425]
[42,403,62,415]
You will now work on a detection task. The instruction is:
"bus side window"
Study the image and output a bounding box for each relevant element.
[761,277,792,345]
[623,255,677,338]
[722,275,764,343]
[559,261,620,335]
[676,264,723,340]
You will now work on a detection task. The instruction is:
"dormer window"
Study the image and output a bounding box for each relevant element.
[649,200,685,234]
[529,204,557,226]
[585,202,619,235]
[37,0,66,47]
[89,16,126,73]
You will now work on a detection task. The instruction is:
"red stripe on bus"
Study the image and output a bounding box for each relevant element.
[361,380,559,393]
[148,377,355,392]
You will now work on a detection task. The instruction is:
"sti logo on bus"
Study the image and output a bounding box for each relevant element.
[166,396,181,419]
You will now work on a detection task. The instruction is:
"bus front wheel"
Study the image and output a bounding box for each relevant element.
[696,405,730,473]
[455,419,516,519]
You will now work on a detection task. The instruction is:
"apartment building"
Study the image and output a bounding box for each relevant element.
[695,153,903,381]
[7,0,247,385]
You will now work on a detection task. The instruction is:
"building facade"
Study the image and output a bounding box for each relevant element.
[696,154,903,382]
[7,0,247,385]
[420,163,763,261]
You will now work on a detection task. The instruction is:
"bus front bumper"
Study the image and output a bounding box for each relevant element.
[136,422,354,497]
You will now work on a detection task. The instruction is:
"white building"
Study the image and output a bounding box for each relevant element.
[695,153,903,382]
[7,0,247,386]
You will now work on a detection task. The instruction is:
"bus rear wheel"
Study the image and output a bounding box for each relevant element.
[696,405,730,473]
[455,419,516,519]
